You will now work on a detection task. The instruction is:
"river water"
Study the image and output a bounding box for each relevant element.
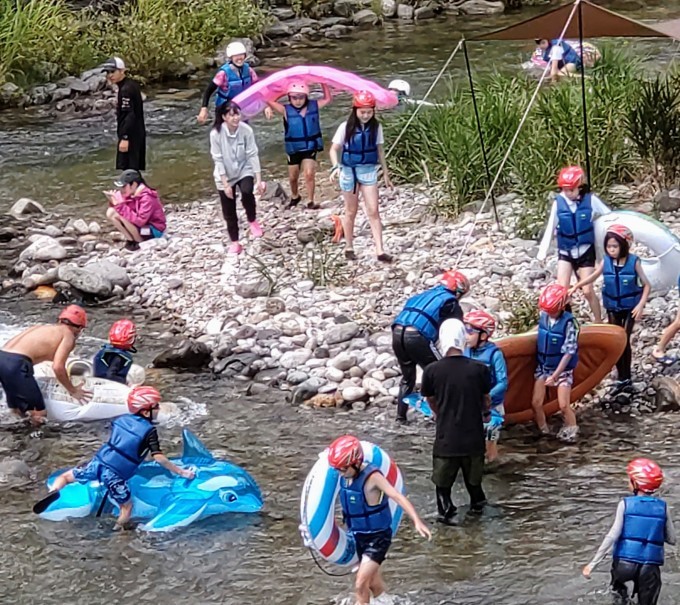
[2,4,680,603]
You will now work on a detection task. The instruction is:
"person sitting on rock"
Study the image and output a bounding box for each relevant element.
[93,319,137,385]
[40,386,194,531]
[105,169,167,252]
[535,38,582,80]
[197,41,268,123]
[0,305,91,425]
[652,273,680,365]
[267,81,332,210]
[391,270,470,423]
[463,310,508,463]
[531,283,579,443]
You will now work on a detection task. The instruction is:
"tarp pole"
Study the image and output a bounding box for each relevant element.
[577,0,592,185]
[463,39,501,229]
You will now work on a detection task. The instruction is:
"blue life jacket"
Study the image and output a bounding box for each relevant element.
[284,100,323,155]
[393,284,458,342]
[542,40,581,67]
[93,344,133,385]
[537,311,579,372]
[556,193,595,251]
[341,124,379,167]
[613,496,667,565]
[216,62,252,107]
[602,254,643,312]
[339,463,392,534]
[95,414,154,480]
[465,342,507,407]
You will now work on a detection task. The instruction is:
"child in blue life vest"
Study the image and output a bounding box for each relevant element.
[93,319,137,384]
[43,387,194,530]
[531,283,579,443]
[652,273,680,365]
[326,435,431,605]
[570,224,650,394]
[266,81,332,210]
[463,309,508,463]
[537,165,610,322]
[535,38,582,80]
[329,90,394,263]
[583,458,676,605]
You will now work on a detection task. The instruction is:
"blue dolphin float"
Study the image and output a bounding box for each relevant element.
[38,429,263,531]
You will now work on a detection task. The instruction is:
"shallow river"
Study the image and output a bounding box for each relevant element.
[2,3,680,604]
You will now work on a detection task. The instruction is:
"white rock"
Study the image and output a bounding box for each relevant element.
[19,236,67,262]
[326,367,345,382]
[342,386,367,402]
[329,352,357,371]
[9,198,46,219]
[205,317,224,336]
[72,219,90,235]
[362,376,383,396]
[280,349,313,369]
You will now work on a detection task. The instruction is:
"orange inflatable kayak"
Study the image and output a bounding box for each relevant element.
[497,324,627,424]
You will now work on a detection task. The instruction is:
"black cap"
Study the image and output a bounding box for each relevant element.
[114,169,142,187]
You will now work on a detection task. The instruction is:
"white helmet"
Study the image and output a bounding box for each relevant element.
[439,319,467,354]
[388,79,411,96]
[226,41,247,59]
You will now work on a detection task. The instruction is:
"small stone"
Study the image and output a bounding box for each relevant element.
[397,4,414,19]
[329,352,357,371]
[72,219,90,235]
[88,221,102,234]
[266,297,286,315]
[280,349,313,369]
[235,279,271,299]
[351,401,367,411]
[19,236,67,262]
[352,8,379,25]
[9,198,46,219]
[306,393,336,407]
[167,278,184,289]
[205,317,224,336]
[342,386,367,402]
[287,370,309,384]
[325,321,361,344]
[297,280,315,292]
[348,366,364,378]
[326,367,345,382]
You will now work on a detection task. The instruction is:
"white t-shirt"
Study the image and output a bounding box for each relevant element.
[332,121,384,147]
[549,44,564,62]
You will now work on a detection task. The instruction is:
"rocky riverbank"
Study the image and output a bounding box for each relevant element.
[3,183,678,416]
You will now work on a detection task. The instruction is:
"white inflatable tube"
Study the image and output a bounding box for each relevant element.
[299,441,405,567]
[595,210,680,293]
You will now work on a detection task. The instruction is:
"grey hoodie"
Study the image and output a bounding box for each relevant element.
[210,122,261,189]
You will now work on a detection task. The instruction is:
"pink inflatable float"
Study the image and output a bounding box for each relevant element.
[525,40,601,71]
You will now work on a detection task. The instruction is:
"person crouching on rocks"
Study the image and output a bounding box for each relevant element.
[41,386,194,531]
[391,270,470,423]
[583,458,675,605]
[210,101,265,256]
[93,319,137,385]
[105,169,166,252]
[329,91,393,263]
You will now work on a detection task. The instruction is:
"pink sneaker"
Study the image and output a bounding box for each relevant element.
[228,242,243,255]
[249,221,263,238]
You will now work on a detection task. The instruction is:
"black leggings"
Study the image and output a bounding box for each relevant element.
[608,310,635,381]
[392,325,441,419]
[218,176,256,242]
[611,559,661,605]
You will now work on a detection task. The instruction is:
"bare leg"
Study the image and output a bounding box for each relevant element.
[576,266,603,322]
[354,557,381,605]
[486,440,498,463]
[288,164,300,199]
[556,259,573,288]
[301,158,317,204]
[361,184,385,257]
[557,385,576,427]
[368,567,386,599]
[342,191,360,253]
[531,378,548,431]
[106,207,142,242]
[50,469,76,493]
[114,500,133,530]
[654,309,680,357]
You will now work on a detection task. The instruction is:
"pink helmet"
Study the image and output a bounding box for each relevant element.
[287,81,309,96]
[127,386,161,414]
[539,283,569,315]
[58,305,88,328]
[627,458,664,493]
[464,309,496,337]
[606,224,634,245]
[328,435,364,470]
[109,319,137,349]
[557,165,585,189]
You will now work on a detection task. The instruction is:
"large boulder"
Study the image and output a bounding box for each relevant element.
[457,0,504,15]
[57,263,113,297]
[382,0,397,18]
[353,9,379,25]
[9,198,46,219]
[82,260,131,288]
[397,3,414,19]
[153,339,212,370]
[325,321,361,344]
[333,0,364,17]
[235,278,271,299]
[654,189,680,213]
[19,236,67,262]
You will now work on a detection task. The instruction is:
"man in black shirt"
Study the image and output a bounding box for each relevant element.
[421,318,491,525]
[100,57,146,171]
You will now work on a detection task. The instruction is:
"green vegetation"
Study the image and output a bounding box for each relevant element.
[385,45,669,238]
[0,0,268,89]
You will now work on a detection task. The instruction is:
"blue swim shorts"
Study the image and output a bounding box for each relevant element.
[73,459,131,505]
[0,351,45,414]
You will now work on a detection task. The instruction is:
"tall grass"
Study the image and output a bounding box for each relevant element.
[385,44,645,237]
[0,0,269,88]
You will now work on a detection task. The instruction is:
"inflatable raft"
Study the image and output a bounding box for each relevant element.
[37,429,263,532]
[300,441,404,567]
[522,40,601,72]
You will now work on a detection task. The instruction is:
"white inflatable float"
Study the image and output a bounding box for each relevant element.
[595,210,680,293]
[299,441,404,567]
[33,361,175,423]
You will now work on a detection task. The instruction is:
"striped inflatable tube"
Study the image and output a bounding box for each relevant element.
[299,441,405,567]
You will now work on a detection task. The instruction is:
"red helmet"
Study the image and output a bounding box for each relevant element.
[627,458,664,493]
[464,309,496,337]
[606,224,634,245]
[557,165,585,189]
[58,305,88,328]
[440,270,470,296]
[328,435,364,470]
[353,90,376,109]
[539,283,569,315]
[127,386,162,414]
[109,319,137,349]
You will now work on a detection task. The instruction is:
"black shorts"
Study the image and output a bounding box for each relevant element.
[287,150,318,166]
[353,529,392,565]
[558,244,596,272]
[0,351,45,414]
